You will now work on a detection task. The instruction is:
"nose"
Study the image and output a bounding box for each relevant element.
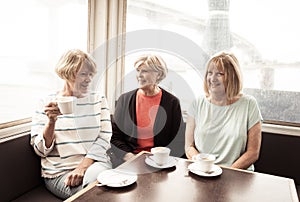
[85,75,92,83]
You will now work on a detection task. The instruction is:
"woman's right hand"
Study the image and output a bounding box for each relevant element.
[123,152,136,161]
[186,146,200,160]
[44,102,61,123]
[43,102,61,148]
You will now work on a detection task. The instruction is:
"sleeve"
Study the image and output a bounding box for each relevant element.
[86,95,112,162]
[30,97,55,157]
[247,96,263,130]
[111,94,134,154]
[169,96,185,157]
[187,98,198,118]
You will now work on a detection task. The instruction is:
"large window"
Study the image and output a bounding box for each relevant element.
[0,0,88,124]
[125,0,300,124]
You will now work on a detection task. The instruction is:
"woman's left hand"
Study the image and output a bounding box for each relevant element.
[64,168,85,187]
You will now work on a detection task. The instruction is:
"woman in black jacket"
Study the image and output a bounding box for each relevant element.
[110,54,185,165]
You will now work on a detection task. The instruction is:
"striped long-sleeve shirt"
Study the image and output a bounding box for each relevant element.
[31,92,112,178]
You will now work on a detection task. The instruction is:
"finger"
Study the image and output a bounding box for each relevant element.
[74,176,83,186]
[70,176,79,187]
[64,175,71,186]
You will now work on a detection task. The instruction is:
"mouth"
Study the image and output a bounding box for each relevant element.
[81,84,89,89]
[210,83,220,88]
[138,79,146,84]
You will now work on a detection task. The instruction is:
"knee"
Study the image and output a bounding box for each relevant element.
[83,162,111,187]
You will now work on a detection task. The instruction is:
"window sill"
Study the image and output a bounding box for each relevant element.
[0,118,299,141]
[262,123,300,137]
[0,118,31,142]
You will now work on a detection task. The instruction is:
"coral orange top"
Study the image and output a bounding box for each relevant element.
[134,89,162,153]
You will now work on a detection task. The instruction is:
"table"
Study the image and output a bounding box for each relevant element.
[66,152,299,202]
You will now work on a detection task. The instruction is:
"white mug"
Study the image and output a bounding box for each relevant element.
[56,96,75,115]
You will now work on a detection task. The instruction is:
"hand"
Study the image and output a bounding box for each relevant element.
[44,102,62,123]
[64,167,85,187]
[186,146,199,160]
[123,152,135,161]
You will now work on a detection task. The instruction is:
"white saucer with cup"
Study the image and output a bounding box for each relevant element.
[194,153,216,173]
[150,147,171,166]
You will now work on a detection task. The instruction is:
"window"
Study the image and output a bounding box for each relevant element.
[0,0,88,125]
[125,0,300,124]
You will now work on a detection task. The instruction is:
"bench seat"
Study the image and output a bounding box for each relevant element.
[0,133,61,202]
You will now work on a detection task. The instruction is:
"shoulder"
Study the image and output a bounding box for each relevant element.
[119,89,138,99]
[116,89,138,105]
[193,95,206,105]
[239,94,258,104]
[160,88,179,102]
[235,94,260,110]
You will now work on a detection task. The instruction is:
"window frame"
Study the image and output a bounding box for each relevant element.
[0,0,299,140]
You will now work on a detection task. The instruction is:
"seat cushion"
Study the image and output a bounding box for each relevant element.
[11,185,62,202]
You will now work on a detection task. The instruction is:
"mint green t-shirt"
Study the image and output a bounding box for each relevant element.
[188,94,262,171]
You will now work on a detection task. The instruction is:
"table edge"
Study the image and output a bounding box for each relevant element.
[65,152,299,202]
[64,151,149,202]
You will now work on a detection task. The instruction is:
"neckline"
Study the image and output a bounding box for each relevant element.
[137,88,162,97]
[205,95,243,107]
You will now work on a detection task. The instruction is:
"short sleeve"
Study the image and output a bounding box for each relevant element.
[247,96,263,130]
[187,99,197,118]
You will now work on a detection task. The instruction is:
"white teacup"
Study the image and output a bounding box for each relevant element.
[56,96,75,115]
[194,153,216,173]
[150,147,171,166]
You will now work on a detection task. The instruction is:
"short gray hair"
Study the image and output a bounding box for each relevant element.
[134,54,168,83]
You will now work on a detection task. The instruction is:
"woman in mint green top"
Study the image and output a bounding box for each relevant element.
[185,52,262,171]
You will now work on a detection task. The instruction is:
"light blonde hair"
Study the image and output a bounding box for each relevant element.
[134,54,168,83]
[203,52,243,100]
[55,49,96,82]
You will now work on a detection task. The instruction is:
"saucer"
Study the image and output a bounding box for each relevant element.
[145,156,177,168]
[188,163,222,177]
[97,169,137,187]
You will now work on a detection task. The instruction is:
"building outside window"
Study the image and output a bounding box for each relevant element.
[0,0,299,130]
[124,0,300,124]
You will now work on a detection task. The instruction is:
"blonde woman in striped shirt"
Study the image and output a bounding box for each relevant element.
[31,49,112,199]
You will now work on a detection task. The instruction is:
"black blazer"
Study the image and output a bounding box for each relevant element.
[111,88,185,161]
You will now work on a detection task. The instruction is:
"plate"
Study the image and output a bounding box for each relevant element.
[188,163,222,177]
[145,156,177,168]
[97,169,137,187]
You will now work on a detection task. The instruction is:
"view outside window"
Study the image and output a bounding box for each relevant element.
[125,0,300,123]
[0,0,88,124]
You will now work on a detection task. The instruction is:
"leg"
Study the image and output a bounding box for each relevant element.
[44,172,82,200]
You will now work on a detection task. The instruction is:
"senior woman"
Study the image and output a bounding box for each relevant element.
[111,54,184,165]
[31,49,112,199]
[185,52,262,171]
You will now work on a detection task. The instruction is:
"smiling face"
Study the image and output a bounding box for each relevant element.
[206,63,226,96]
[136,65,159,90]
[72,65,95,97]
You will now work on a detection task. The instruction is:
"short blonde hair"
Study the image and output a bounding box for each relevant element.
[55,49,96,82]
[134,54,168,83]
[203,52,243,100]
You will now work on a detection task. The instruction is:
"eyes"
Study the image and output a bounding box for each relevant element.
[137,69,149,74]
[78,71,94,78]
[207,71,224,77]
[136,69,156,74]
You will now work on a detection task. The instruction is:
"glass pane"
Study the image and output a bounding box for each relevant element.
[125,0,300,124]
[0,0,88,124]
